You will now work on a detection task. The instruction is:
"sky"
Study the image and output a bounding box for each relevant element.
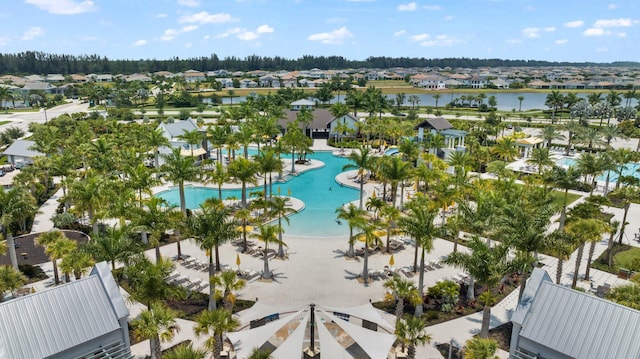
[0,0,638,63]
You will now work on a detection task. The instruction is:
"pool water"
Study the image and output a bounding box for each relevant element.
[554,157,640,183]
[156,151,358,237]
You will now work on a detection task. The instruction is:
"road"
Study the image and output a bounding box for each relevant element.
[0,100,91,134]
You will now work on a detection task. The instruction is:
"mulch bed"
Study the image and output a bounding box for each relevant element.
[0,230,90,266]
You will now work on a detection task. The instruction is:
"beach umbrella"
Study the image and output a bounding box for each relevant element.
[277,186,281,195]
[373,229,386,238]
[236,253,241,269]
[237,225,254,233]
[389,255,395,266]
[372,190,377,198]
[288,188,292,196]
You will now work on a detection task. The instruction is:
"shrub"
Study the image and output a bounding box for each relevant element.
[51,212,78,229]
[18,264,48,281]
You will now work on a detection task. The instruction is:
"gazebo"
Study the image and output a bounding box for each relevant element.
[516,137,544,158]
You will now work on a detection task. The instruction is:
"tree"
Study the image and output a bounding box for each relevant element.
[178,129,203,158]
[607,280,640,310]
[432,93,441,109]
[0,265,26,301]
[491,137,519,162]
[395,315,431,359]
[126,163,160,208]
[545,90,564,123]
[546,231,576,285]
[538,125,565,148]
[189,201,237,279]
[210,270,246,311]
[36,230,76,285]
[383,276,422,320]
[250,224,283,280]
[566,218,608,288]
[526,147,554,174]
[161,147,200,258]
[126,256,184,307]
[267,196,297,258]
[227,157,259,209]
[132,302,180,359]
[247,348,274,359]
[335,203,366,258]
[60,248,95,280]
[345,90,364,117]
[354,222,383,283]
[342,146,375,209]
[399,195,438,316]
[549,166,581,231]
[89,224,142,270]
[193,308,240,359]
[164,343,207,359]
[517,95,525,112]
[444,237,516,337]
[463,337,500,359]
[0,186,37,269]
[253,148,282,200]
[378,156,412,209]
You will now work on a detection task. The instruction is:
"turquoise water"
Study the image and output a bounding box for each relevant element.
[554,157,640,183]
[156,151,358,237]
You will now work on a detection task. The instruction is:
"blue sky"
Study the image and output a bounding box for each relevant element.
[1,0,638,63]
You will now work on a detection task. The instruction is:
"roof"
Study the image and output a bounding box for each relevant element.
[516,136,544,146]
[0,273,123,359]
[279,109,335,131]
[516,269,640,359]
[415,117,453,131]
[440,129,468,138]
[159,118,201,138]
[2,140,44,158]
[290,99,315,106]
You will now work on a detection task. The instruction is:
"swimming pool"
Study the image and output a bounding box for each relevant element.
[554,157,640,183]
[156,151,359,237]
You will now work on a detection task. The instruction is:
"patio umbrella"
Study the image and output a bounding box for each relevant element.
[372,190,377,198]
[389,255,395,266]
[236,253,241,269]
[237,225,254,233]
[288,188,292,196]
[373,229,386,238]
[277,187,281,195]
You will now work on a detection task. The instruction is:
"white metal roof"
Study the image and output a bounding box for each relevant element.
[2,140,44,158]
[519,280,640,359]
[0,275,121,359]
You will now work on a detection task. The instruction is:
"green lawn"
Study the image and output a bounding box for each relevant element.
[550,191,582,208]
[0,121,11,126]
[593,244,640,274]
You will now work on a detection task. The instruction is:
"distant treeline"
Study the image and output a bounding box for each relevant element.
[0,51,638,75]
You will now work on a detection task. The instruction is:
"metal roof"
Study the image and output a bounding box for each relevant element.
[0,275,121,359]
[2,140,44,158]
[159,118,201,138]
[519,280,640,359]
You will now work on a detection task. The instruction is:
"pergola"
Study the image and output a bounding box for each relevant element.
[516,136,544,158]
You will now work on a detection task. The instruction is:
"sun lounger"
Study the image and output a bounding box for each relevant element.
[244,270,259,281]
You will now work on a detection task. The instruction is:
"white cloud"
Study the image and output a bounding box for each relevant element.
[394,30,406,36]
[177,0,199,7]
[593,18,633,27]
[423,5,441,11]
[256,24,274,33]
[185,42,192,48]
[179,11,237,25]
[522,27,540,38]
[181,25,198,32]
[132,39,147,47]
[25,0,95,15]
[583,28,609,36]
[156,13,167,18]
[608,3,617,9]
[398,2,417,11]
[307,26,353,45]
[418,34,460,47]
[238,31,259,41]
[555,39,568,44]
[410,33,430,42]
[444,15,454,21]
[544,26,556,32]
[506,39,522,44]
[21,27,45,40]
[617,32,627,37]
[0,36,11,46]
[161,28,179,41]
[564,20,584,28]
[203,35,210,40]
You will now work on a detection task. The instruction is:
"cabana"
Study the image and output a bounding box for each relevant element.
[516,136,544,158]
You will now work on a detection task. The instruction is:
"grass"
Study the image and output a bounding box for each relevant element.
[592,244,640,274]
[549,190,582,208]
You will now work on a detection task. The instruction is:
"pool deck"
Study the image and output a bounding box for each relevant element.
[23,138,640,359]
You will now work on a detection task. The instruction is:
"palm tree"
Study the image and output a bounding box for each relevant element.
[433,93,441,109]
[576,127,604,152]
[600,124,627,148]
[90,224,142,270]
[60,249,95,280]
[545,90,564,123]
[68,171,109,235]
[379,156,412,208]
[206,161,229,201]
[566,218,609,288]
[267,196,297,258]
[563,120,584,156]
[193,308,240,359]
[132,302,180,359]
[164,343,207,359]
[527,147,554,173]
[247,348,274,359]
[189,201,237,276]
[342,146,375,209]
[251,224,283,280]
[133,196,180,261]
[126,163,160,208]
[395,315,431,359]
[463,337,500,359]
[538,125,565,149]
[36,230,76,285]
[517,96,525,112]
[445,237,516,337]
[227,157,259,209]
[612,148,638,190]
[126,256,184,307]
[491,137,519,161]
[210,270,246,311]
[549,166,581,231]
[399,195,438,316]
[335,204,366,258]
[253,148,282,199]
[380,204,401,253]
[0,186,37,269]
[0,265,26,301]
[546,231,576,285]
[383,276,422,320]
[178,129,204,158]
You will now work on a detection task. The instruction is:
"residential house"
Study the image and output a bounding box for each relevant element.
[279,108,336,139]
[510,268,640,359]
[21,82,62,95]
[70,74,88,83]
[0,262,132,359]
[23,74,44,82]
[45,74,65,82]
[156,117,208,161]
[328,113,359,142]
[410,74,446,89]
[239,79,258,88]
[415,117,466,159]
[183,69,206,83]
[465,75,487,89]
[290,99,315,111]
[125,73,152,82]
[2,140,44,166]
